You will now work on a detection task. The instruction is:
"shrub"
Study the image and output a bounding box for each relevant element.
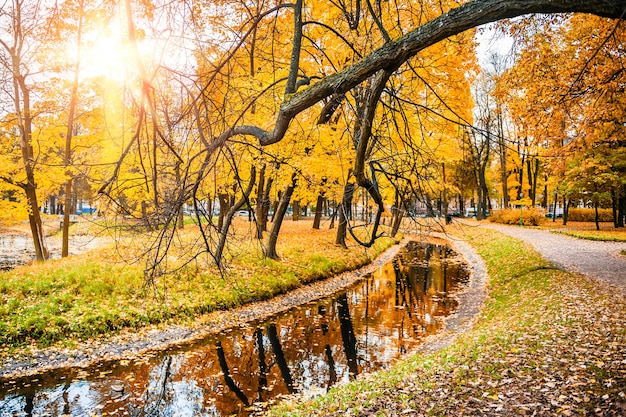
[489,208,546,226]
[567,207,613,222]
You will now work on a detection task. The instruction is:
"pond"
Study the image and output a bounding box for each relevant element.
[0,232,105,270]
[0,241,469,416]
[0,235,34,270]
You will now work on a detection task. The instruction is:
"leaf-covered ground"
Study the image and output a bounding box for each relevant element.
[267,227,626,416]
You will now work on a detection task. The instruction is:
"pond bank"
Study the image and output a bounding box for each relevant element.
[0,234,487,386]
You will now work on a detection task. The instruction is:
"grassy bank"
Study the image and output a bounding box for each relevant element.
[552,229,626,242]
[268,227,626,416]
[0,220,394,354]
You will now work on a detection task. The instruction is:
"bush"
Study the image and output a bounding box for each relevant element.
[567,208,613,222]
[489,208,546,226]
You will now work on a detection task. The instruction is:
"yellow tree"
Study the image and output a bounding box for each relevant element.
[498,13,626,224]
[0,0,53,260]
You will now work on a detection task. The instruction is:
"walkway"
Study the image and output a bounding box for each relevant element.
[484,224,626,292]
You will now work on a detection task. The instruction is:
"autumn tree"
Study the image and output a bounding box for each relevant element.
[0,0,52,260]
[499,12,626,225]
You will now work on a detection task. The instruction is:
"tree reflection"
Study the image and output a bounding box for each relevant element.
[254,328,268,401]
[319,305,338,391]
[128,356,173,417]
[216,341,250,407]
[337,293,359,378]
[23,390,34,416]
[267,323,297,393]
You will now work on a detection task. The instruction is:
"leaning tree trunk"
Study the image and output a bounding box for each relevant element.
[390,192,404,237]
[215,167,256,266]
[266,174,297,260]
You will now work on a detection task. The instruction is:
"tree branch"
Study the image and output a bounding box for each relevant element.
[206,0,626,148]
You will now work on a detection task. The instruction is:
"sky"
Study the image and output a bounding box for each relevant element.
[475,23,515,70]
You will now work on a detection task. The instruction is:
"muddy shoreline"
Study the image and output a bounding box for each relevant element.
[0,234,488,384]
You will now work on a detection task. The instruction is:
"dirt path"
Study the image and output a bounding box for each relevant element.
[484,223,626,292]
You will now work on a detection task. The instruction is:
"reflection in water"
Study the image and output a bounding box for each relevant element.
[0,235,33,270]
[0,241,469,416]
[337,293,359,379]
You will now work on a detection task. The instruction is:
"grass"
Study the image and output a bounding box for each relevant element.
[0,219,394,353]
[551,229,626,242]
[266,226,626,416]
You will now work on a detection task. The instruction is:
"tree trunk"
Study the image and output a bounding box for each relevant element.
[255,164,266,238]
[518,154,525,204]
[498,116,509,209]
[594,201,600,231]
[390,191,404,237]
[215,167,256,266]
[612,189,618,228]
[176,163,184,229]
[329,201,337,229]
[336,182,356,248]
[292,200,300,221]
[312,194,324,229]
[262,178,273,229]
[266,174,297,260]
[217,193,229,230]
[425,194,435,217]
[618,184,625,228]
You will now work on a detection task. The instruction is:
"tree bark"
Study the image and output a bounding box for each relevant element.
[217,193,230,231]
[255,164,266,239]
[329,201,337,229]
[266,174,297,260]
[312,194,324,229]
[391,191,404,237]
[262,177,273,229]
[292,200,300,221]
[215,167,256,266]
[336,181,356,247]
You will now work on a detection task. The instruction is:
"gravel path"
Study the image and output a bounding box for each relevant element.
[484,224,626,292]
